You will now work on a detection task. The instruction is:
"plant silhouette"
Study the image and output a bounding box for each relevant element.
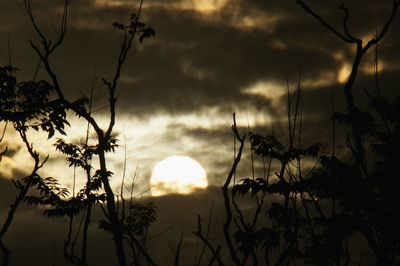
[0,0,155,265]
[193,1,400,265]
[0,64,70,265]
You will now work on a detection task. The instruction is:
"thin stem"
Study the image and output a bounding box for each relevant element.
[222,113,246,266]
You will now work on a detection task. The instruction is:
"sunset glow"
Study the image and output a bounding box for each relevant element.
[338,63,352,84]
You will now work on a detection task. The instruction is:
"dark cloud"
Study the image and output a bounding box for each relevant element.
[2,0,398,116]
[111,5,341,114]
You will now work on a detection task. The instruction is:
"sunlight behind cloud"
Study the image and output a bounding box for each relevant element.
[232,13,282,32]
[94,0,131,8]
[94,0,228,13]
[150,155,207,196]
[182,0,229,13]
[302,72,337,89]
[338,63,352,84]
[0,156,18,179]
[361,61,385,76]
[2,105,277,199]
[242,81,286,100]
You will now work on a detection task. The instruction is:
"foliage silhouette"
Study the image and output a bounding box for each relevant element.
[192,2,400,265]
[1,0,155,265]
[0,65,70,265]
[195,82,400,266]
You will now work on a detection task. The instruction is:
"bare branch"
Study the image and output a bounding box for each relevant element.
[173,235,183,266]
[48,0,70,55]
[336,2,360,43]
[25,0,71,99]
[193,215,224,266]
[297,0,356,43]
[222,113,246,266]
[0,121,46,265]
[224,113,246,189]
[24,0,49,52]
[363,0,400,53]
[129,234,157,266]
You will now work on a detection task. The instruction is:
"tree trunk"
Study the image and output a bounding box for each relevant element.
[98,137,127,266]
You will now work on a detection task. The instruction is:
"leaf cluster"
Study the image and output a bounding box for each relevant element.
[230,95,400,264]
[124,203,156,237]
[0,65,69,138]
[112,13,155,43]
[54,138,95,170]
[234,227,279,256]
[98,203,156,237]
[250,132,321,162]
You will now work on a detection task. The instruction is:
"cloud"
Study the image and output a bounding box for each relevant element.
[3,0,398,117]
[1,0,398,188]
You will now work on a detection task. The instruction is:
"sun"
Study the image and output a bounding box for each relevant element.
[150,155,208,196]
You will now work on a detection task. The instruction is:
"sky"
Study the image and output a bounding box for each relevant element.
[0,0,399,264]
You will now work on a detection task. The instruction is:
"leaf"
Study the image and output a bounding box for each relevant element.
[139,28,155,43]
[47,128,55,139]
[124,203,156,236]
[249,132,285,160]
[98,219,112,232]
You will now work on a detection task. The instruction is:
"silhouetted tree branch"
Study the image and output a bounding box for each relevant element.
[222,113,247,266]
[0,62,69,265]
[193,214,224,266]
[297,0,399,108]
[20,0,155,265]
[297,0,400,186]
[0,133,45,266]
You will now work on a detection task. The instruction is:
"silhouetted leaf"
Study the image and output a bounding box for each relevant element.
[124,203,156,236]
[139,28,155,42]
[98,219,112,232]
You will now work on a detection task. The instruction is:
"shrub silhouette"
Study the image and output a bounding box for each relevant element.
[0,64,70,265]
[0,0,155,265]
[194,1,400,265]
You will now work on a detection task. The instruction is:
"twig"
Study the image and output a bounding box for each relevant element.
[193,215,224,266]
[222,113,246,266]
